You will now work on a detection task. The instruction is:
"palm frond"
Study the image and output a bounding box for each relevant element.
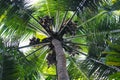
[67,56,88,80]
[79,58,119,80]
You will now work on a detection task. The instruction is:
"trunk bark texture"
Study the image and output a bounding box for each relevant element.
[52,39,69,80]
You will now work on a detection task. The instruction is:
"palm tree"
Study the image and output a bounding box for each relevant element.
[0,0,120,80]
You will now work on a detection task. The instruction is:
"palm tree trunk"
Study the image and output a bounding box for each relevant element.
[52,39,69,80]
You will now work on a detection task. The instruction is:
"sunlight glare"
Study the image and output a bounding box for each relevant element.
[25,0,39,5]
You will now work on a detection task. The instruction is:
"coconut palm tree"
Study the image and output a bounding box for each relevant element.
[0,0,120,80]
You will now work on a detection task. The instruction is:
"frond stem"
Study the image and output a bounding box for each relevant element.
[28,22,49,36]
[25,44,46,57]
[63,43,88,56]
[58,0,87,35]
[18,42,49,49]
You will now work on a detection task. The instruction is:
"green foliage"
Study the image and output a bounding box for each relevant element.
[2,55,24,80]
[68,57,88,80]
[102,41,120,66]
[109,72,120,80]
[79,58,118,80]
[109,42,120,52]
[111,0,120,11]
[0,0,34,41]
[0,43,24,80]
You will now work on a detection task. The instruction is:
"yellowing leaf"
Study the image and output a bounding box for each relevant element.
[35,32,47,41]
[106,62,120,66]
[0,11,7,22]
[42,65,56,75]
[112,0,117,4]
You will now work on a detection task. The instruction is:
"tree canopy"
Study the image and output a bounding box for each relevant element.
[0,0,120,80]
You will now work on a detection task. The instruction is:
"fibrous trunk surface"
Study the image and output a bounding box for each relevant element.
[52,39,69,80]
